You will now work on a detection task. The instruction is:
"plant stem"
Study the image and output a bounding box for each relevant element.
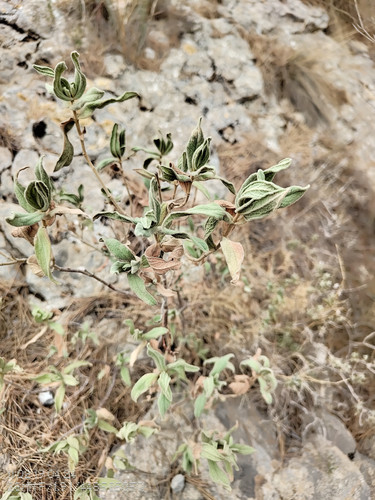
[72,110,125,214]
[222,212,241,237]
[117,159,134,217]
[54,264,133,298]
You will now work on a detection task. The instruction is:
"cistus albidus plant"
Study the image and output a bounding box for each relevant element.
[4,51,309,491]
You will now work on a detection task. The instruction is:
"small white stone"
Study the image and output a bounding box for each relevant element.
[38,390,54,407]
[171,473,185,493]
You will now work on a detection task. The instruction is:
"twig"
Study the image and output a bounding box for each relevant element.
[54,265,132,298]
[72,110,125,214]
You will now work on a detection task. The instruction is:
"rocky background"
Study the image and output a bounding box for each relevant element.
[1,0,375,499]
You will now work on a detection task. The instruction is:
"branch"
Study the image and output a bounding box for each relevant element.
[54,264,133,298]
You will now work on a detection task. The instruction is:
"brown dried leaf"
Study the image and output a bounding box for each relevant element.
[21,325,48,349]
[178,181,192,194]
[51,205,89,217]
[96,407,116,421]
[27,255,44,277]
[214,199,236,216]
[129,341,147,368]
[192,375,206,397]
[220,237,245,284]
[229,374,252,395]
[145,243,161,258]
[156,282,176,297]
[160,238,181,253]
[146,256,181,274]
[54,331,66,357]
[12,223,39,245]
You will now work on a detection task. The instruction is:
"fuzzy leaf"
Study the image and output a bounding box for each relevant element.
[34,226,58,283]
[163,202,230,227]
[54,384,65,413]
[279,185,310,208]
[5,212,45,227]
[158,392,171,418]
[142,327,168,340]
[147,344,166,372]
[194,393,207,418]
[53,61,71,101]
[220,237,245,284]
[131,372,158,402]
[33,64,54,77]
[201,443,223,462]
[205,354,235,376]
[70,51,87,100]
[105,238,135,262]
[93,211,136,224]
[72,87,105,109]
[14,172,35,213]
[25,181,51,211]
[207,460,231,488]
[78,91,139,119]
[35,156,54,193]
[98,420,118,433]
[127,273,157,306]
[185,117,204,171]
[158,371,172,402]
[55,118,75,171]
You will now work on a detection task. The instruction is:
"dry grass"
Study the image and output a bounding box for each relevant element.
[241,30,349,127]
[301,0,375,40]
[0,285,149,498]
[53,0,195,74]
[217,118,375,451]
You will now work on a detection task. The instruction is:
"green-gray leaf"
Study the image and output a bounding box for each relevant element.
[158,371,172,402]
[34,226,58,283]
[55,118,75,171]
[70,51,87,100]
[33,64,54,77]
[35,156,54,193]
[194,393,207,418]
[72,87,105,110]
[127,273,157,306]
[14,174,34,213]
[78,91,139,119]
[131,372,158,402]
[6,210,45,227]
[105,238,135,262]
[147,344,166,372]
[25,180,51,211]
[158,392,171,418]
[163,202,230,227]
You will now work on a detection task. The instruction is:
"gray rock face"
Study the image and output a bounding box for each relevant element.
[263,436,371,500]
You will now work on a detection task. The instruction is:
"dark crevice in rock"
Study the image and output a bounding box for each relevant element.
[0,19,40,41]
[32,121,47,139]
[237,95,259,105]
[184,95,198,105]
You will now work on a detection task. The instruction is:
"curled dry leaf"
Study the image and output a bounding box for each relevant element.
[214,199,236,216]
[12,223,39,245]
[129,340,147,368]
[229,374,252,395]
[50,205,89,218]
[220,237,245,284]
[27,255,44,277]
[144,241,184,275]
[192,375,206,397]
[156,282,176,298]
[146,256,181,274]
[96,407,116,422]
[160,238,181,253]
[178,181,192,195]
[138,419,160,431]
